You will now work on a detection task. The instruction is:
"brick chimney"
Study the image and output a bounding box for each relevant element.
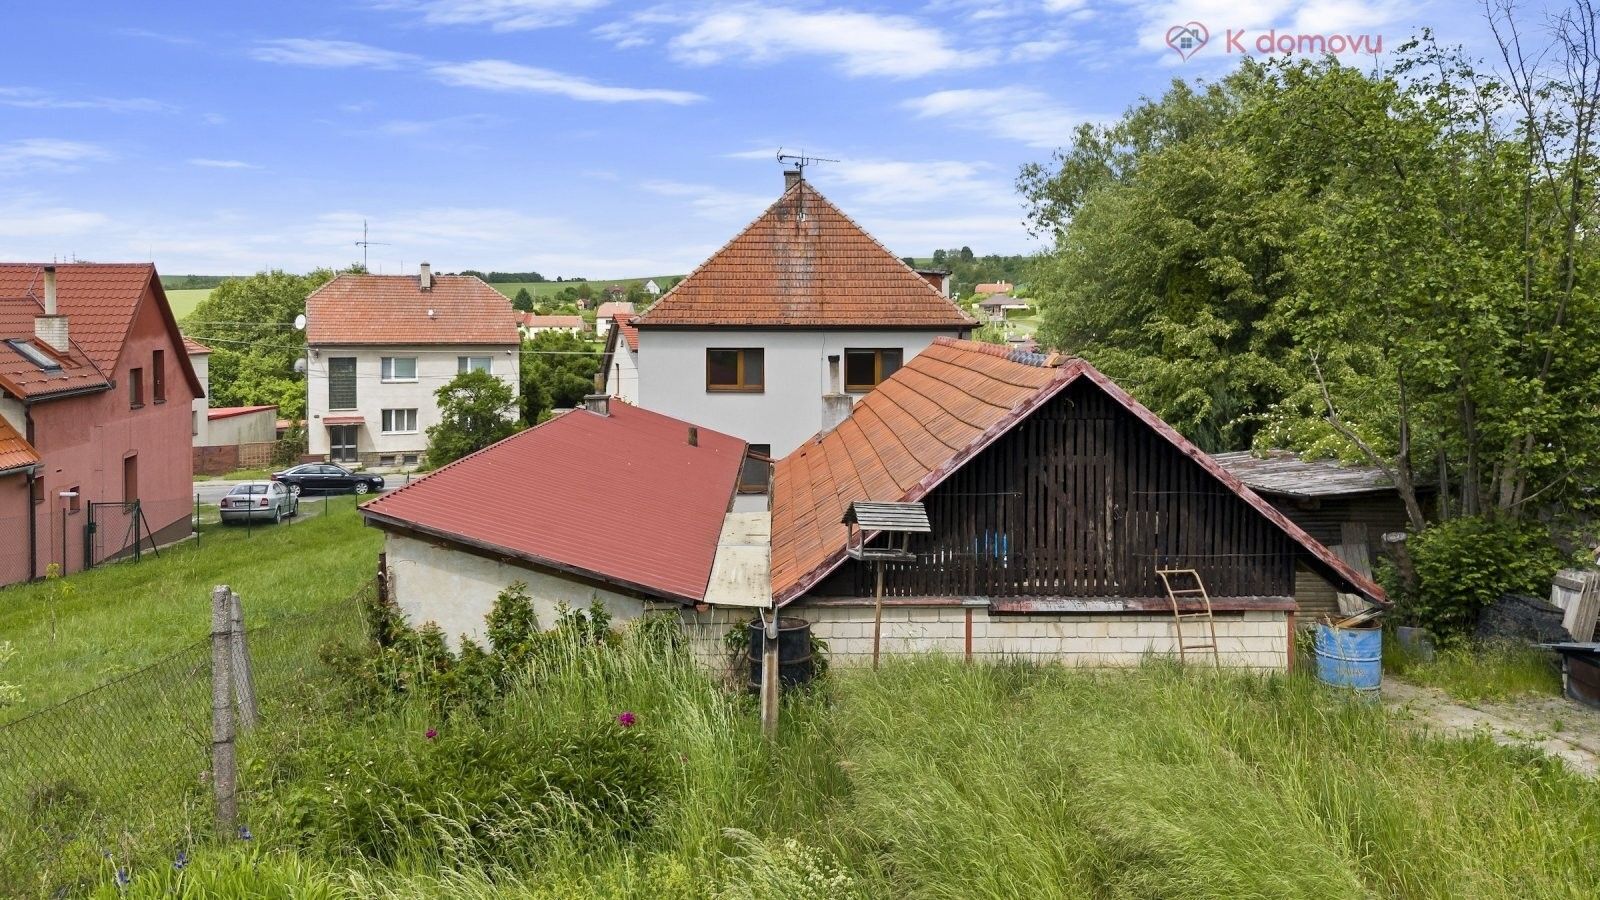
[783,169,802,191]
[419,261,432,292]
[821,353,853,433]
[583,393,610,416]
[34,265,69,353]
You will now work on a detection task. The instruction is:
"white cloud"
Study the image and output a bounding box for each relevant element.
[0,197,110,238]
[250,38,419,69]
[188,158,260,169]
[0,87,172,113]
[819,159,1007,207]
[605,5,982,78]
[904,87,1084,149]
[429,60,704,104]
[377,113,501,135]
[381,0,610,31]
[640,180,773,221]
[0,139,111,176]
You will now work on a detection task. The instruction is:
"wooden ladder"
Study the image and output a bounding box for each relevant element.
[1156,569,1221,667]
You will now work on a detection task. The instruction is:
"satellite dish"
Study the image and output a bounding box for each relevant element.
[293,313,307,331]
[293,358,308,375]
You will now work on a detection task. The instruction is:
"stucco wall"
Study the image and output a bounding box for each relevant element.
[635,328,966,456]
[206,409,276,446]
[606,347,639,405]
[307,344,520,457]
[385,532,645,649]
[188,351,209,447]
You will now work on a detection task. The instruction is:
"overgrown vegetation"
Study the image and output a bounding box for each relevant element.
[1386,516,1572,636]
[424,370,522,467]
[1386,639,1563,703]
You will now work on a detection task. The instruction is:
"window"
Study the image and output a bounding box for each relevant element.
[458,356,492,374]
[123,456,138,503]
[31,478,44,506]
[128,368,144,408]
[328,357,357,410]
[381,408,418,434]
[844,348,903,392]
[7,339,59,371]
[739,444,772,494]
[706,348,764,392]
[67,485,81,513]
[152,349,166,403]
[402,454,419,466]
[381,356,417,382]
[378,455,396,467]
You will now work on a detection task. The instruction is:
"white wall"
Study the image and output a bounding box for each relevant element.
[636,328,965,456]
[188,352,209,447]
[606,347,639,404]
[206,410,276,446]
[0,396,24,439]
[307,344,519,457]
[386,532,646,649]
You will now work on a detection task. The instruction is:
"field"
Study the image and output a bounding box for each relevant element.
[165,287,212,319]
[5,507,1600,897]
[487,276,681,301]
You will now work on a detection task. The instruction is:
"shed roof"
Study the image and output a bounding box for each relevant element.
[0,416,40,474]
[361,400,746,604]
[769,337,1387,606]
[634,181,977,329]
[208,404,277,421]
[1211,450,1404,499]
[306,274,518,346]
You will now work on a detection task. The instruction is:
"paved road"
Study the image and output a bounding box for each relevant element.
[193,478,404,505]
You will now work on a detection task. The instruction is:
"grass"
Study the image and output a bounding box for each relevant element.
[1386,638,1563,703]
[193,468,275,482]
[0,497,380,722]
[487,276,680,301]
[165,288,212,319]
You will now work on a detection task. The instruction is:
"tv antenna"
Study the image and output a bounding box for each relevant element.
[776,149,838,221]
[354,219,390,272]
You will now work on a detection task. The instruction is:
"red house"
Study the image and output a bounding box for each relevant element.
[0,263,203,587]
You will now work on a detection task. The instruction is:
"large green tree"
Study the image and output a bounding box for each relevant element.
[520,330,601,424]
[426,370,521,466]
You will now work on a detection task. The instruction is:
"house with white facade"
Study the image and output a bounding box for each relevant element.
[593,301,635,340]
[632,172,977,460]
[305,264,519,468]
[184,336,210,446]
[518,313,584,339]
[600,313,640,404]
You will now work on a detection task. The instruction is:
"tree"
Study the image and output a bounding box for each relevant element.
[932,249,947,264]
[425,370,521,466]
[512,287,534,312]
[959,246,974,263]
[520,330,601,423]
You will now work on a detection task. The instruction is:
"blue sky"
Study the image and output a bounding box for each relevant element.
[2,0,1492,276]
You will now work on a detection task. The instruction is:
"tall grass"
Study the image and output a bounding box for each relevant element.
[1385,639,1563,703]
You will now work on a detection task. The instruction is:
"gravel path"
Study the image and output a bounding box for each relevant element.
[1383,679,1600,777]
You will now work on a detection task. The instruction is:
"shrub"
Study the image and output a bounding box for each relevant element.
[1390,517,1569,638]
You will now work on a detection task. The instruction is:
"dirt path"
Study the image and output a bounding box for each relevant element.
[1383,679,1600,777]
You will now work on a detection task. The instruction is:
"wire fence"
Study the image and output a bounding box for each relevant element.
[0,582,373,891]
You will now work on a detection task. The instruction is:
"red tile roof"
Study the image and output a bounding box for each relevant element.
[208,404,276,420]
[974,282,1013,295]
[769,337,1386,607]
[520,314,584,329]
[0,263,203,400]
[595,301,635,320]
[613,314,639,351]
[183,336,211,355]
[323,414,365,425]
[635,181,977,329]
[362,401,746,603]
[306,274,518,346]
[0,416,40,473]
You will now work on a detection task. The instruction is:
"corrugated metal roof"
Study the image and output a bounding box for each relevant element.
[208,404,276,420]
[1212,450,1402,498]
[306,274,518,346]
[361,400,746,603]
[0,416,40,473]
[634,181,977,329]
[769,337,1387,607]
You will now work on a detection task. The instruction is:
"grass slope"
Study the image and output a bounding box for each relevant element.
[165,288,213,319]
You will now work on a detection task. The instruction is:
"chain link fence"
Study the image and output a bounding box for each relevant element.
[0,582,373,892]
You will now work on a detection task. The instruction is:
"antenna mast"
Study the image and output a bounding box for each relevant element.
[354,219,391,272]
[775,149,839,220]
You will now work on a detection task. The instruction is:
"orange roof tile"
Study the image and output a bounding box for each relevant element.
[613,314,639,351]
[595,301,635,320]
[306,274,518,346]
[183,336,211,354]
[520,314,584,329]
[769,338,1387,607]
[0,416,40,473]
[634,182,977,329]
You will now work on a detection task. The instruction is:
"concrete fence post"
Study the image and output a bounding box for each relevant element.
[210,585,238,837]
[228,590,259,731]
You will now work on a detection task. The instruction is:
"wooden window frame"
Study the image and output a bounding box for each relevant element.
[151,349,166,403]
[705,348,764,393]
[739,444,772,494]
[843,348,902,393]
[128,367,145,409]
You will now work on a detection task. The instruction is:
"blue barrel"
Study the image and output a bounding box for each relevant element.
[1314,622,1382,692]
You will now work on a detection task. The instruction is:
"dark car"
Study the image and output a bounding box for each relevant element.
[271,463,385,496]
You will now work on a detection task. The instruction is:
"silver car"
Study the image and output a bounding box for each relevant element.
[219,481,299,525]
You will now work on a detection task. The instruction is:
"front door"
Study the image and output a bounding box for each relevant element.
[329,425,358,463]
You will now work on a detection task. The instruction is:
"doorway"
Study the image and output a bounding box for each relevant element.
[329,425,359,463]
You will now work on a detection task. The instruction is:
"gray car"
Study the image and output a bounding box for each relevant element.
[219,481,299,525]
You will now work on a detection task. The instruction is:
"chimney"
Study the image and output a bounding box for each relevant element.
[783,169,802,191]
[419,262,432,291]
[583,393,610,416]
[35,265,69,353]
[821,353,853,434]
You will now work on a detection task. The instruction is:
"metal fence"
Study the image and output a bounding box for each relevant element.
[0,582,372,891]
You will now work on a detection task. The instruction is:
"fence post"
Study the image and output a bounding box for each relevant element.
[229,590,259,731]
[210,585,238,837]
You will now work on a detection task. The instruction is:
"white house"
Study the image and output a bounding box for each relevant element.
[305,264,520,468]
[632,173,976,460]
[593,301,635,340]
[599,313,639,404]
[184,336,210,446]
[518,313,584,339]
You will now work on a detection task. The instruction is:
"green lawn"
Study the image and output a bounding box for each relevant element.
[166,287,212,319]
[0,497,380,722]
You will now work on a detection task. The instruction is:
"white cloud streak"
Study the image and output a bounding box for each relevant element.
[250,38,419,69]
[904,87,1085,149]
[380,0,610,31]
[429,60,704,104]
[188,158,260,169]
[0,87,172,113]
[0,139,111,176]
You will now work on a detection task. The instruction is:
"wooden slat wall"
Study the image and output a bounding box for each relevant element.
[812,380,1298,599]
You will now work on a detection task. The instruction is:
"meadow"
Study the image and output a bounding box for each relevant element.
[165,288,212,319]
[486,276,680,302]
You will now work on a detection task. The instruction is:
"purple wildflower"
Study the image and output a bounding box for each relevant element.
[616,711,637,728]
[238,824,253,841]
[425,728,438,740]
[114,867,130,888]
[173,850,189,871]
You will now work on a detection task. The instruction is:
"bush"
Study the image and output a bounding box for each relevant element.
[1390,517,1569,638]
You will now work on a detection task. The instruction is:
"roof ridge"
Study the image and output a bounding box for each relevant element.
[931,336,1069,368]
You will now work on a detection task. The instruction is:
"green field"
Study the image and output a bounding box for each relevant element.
[488,276,681,301]
[166,287,212,319]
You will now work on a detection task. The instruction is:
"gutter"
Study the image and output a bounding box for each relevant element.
[24,407,37,582]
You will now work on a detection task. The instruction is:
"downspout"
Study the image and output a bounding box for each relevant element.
[24,404,37,581]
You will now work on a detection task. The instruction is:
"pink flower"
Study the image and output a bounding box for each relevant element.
[425,728,438,740]
[616,711,637,728]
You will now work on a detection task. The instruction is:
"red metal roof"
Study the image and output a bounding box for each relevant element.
[306,274,519,346]
[0,416,40,473]
[208,404,277,420]
[0,263,203,401]
[322,414,365,425]
[361,401,746,603]
[769,337,1387,607]
[634,181,977,329]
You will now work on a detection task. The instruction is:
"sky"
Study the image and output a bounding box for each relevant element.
[0,0,1509,277]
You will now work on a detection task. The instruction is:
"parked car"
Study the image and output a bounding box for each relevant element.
[219,481,298,525]
[271,463,385,496]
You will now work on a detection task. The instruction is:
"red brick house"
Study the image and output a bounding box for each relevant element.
[0,263,203,586]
